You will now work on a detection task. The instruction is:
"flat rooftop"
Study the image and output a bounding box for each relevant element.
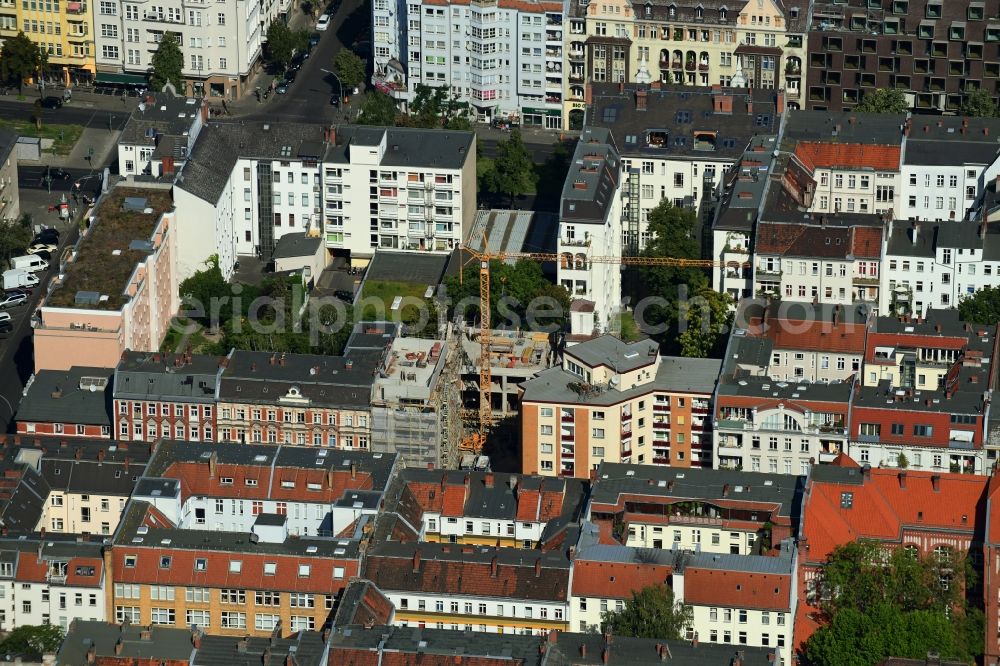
[47,187,174,310]
[377,336,446,402]
[460,329,551,374]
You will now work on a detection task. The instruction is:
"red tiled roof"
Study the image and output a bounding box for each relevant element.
[864,332,967,364]
[66,558,104,586]
[571,560,672,599]
[851,226,882,259]
[441,484,467,517]
[515,489,541,521]
[14,554,103,587]
[988,474,1000,543]
[164,461,375,505]
[801,468,986,565]
[683,568,792,611]
[793,142,901,172]
[753,317,866,354]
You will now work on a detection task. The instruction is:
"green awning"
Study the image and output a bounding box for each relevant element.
[95,73,147,85]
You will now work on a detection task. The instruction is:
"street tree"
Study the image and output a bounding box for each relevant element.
[357,91,398,125]
[0,214,33,269]
[0,624,65,655]
[600,584,692,640]
[267,21,296,72]
[486,129,536,206]
[333,49,366,91]
[959,285,1000,325]
[854,88,908,114]
[149,32,184,92]
[443,259,570,331]
[407,84,471,129]
[0,32,45,93]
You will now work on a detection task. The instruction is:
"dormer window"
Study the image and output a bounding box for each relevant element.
[668,4,675,17]
[644,2,651,16]
[720,7,727,20]
[695,5,703,19]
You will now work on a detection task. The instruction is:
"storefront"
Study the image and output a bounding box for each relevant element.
[522,106,562,130]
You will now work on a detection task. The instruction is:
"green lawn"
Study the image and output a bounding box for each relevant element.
[360,279,432,323]
[0,119,83,155]
[616,311,643,342]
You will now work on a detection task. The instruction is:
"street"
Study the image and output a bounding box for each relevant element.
[0,100,130,131]
[243,0,367,124]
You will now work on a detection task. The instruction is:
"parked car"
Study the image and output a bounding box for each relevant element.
[309,33,321,47]
[284,68,298,82]
[316,13,331,30]
[33,228,59,244]
[0,292,27,309]
[4,288,30,299]
[0,312,11,326]
[39,96,63,109]
[27,243,57,255]
[330,95,340,106]
[334,290,354,302]
[0,320,12,336]
[32,250,51,262]
[275,82,289,95]
[49,167,71,180]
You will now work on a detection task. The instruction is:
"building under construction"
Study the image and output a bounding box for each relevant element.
[459,327,555,418]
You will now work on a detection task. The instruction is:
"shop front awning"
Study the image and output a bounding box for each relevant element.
[95,72,147,85]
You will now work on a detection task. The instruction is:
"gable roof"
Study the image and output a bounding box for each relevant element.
[793,142,901,172]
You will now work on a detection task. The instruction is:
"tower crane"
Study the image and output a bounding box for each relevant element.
[457,245,745,454]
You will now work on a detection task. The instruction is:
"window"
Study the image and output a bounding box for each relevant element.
[216,12,225,24]
[151,608,175,625]
[229,560,242,573]
[913,425,933,437]
[256,591,280,606]
[116,606,139,623]
[150,586,175,601]
[221,612,246,629]
[220,589,246,604]
[255,614,280,631]
[185,588,210,603]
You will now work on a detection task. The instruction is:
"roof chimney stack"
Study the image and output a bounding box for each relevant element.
[412,549,421,573]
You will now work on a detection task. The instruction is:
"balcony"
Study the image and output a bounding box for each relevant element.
[685,60,696,71]
[786,88,800,100]
[559,468,576,477]
[561,414,574,423]
[561,449,575,459]
[621,447,633,458]
[569,72,584,83]
[698,62,709,71]
[756,267,781,277]
[669,514,722,526]
[569,50,585,61]
[818,451,838,463]
[65,0,85,12]
[621,428,633,439]
[561,433,575,442]
[853,276,880,286]
[654,403,669,412]
[717,418,752,430]
[621,411,632,422]
[561,236,590,247]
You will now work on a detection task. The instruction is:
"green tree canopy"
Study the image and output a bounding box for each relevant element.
[482,129,537,205]
[677,288,733,358]
[405,84,471,130]
[0,32,45,91]
[958,285,1000,325]
[443,258,570,331]
[804,540,983,665]
[179,255,234,325]
[600,584,692,640]
[150,32,184,92]
[0,624,65,655]
[333,48,366,90]
[960,89,998,117]
[629,201,712,353]
[854,88,908,114]
[0,213,33,270]
[265,22,307,71]
[357,91,399,126]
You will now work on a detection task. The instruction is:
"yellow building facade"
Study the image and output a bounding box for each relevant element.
[0,0,95,85]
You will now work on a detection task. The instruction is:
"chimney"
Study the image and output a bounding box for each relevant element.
[580,644,587,657]
[114,639,123,655]
[350,462,357,480]
[286,655,295,666]
[862,463,872,481]
[491,556,499,577]
[192,630,203,649]
[85,646,96,665]
[208,452,217,479]
[464,473,471,489]
[722,483,731,497]
[734,650,745,666]
[618,81,624,94]
[535,558,542,577]
[746,96,753,115]
[484,473,494,488]
[238,637,249,653]
[75,448,82,460]
[931,475,941,492]
[986,127,991,136]
[911,221,918,245]
[97,448,105,462]
[775,90,785,115]
[714,94,734,114]
[636,88,648,112]
[602,648,610,664]
[548,630,558,644]
[585,83,593,105]
[898,471,907,489]
[140,627,152,641]
[412,549,421,572]
[162,156,175,176]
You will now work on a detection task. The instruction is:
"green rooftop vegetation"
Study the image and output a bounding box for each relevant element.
[46,188,174,310]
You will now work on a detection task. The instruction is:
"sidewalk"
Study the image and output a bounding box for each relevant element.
[19,127,121,170]
[474,124,579,146]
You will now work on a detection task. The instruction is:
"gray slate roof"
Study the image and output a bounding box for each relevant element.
[565,335,659,372]
[272,231,322,260]
[57,621,195,666]
[16,366,112,426]
[561,127,621,224]
[114,351,223,403]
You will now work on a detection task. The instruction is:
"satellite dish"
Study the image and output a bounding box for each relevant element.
[89,384,97,392]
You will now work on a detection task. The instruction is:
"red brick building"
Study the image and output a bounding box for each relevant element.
[15,367,113,439]
[795,458,987,652]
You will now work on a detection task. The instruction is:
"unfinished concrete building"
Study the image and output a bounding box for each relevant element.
[460,327,554,418]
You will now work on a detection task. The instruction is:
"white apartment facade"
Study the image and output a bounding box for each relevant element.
[881,219,1000,317]
[372,0,566,127]
[94,0,265,98]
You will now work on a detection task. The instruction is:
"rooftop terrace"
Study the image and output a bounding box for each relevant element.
[47,188,174,311]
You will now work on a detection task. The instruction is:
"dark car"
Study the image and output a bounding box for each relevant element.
[275,82,289,95]
[330,95,340,106]
[39,96,63,109]
[49,167,71,180]
[32,230,59,245]
[0,320,12,336]
[309,33,321,47]
[32,250,51,262]
[284,68,298,82]
[334,290,354,302]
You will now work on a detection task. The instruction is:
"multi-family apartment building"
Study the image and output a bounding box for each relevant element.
[900,117,1000,223]
[113,351,223,443]
[216,349,378,448]
[109,442,396,635]
[116,92,207,178]
[881,219,1000,317]
[562,0,808,128]
[675,543,796,664]
[372,0,566,127]
[557,127,622,336]
[586,462,801,556]
[386,468,586,548]
[362,542,572,635]
[713,330,853,474]
[93,0,268,98]
[711,136,777,301]
[849,310,997,474]
[736,300,869,383]
[0,129,18,222]
[16,367,113,439]
[587,84,780,253]
[175,122,475,278]
[0,538,107,632]
[34,187,179,373]
[520,336,721,477]
[805,0,1000,113]
[0,0,96,86]
[796,461,987,650]
[984,475,1000,666]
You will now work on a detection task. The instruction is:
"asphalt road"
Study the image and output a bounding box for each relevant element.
[17,165,94,192]
[245,0,367,124]
[0,100,130,131]
[0,219,80,433]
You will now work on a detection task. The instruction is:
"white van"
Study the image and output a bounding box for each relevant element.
[2,269,38,290]
[10,255,48,273]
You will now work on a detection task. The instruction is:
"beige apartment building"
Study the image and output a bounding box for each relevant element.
[33,186,178,372]
[520,336,721,477]
[562,0,808,128]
